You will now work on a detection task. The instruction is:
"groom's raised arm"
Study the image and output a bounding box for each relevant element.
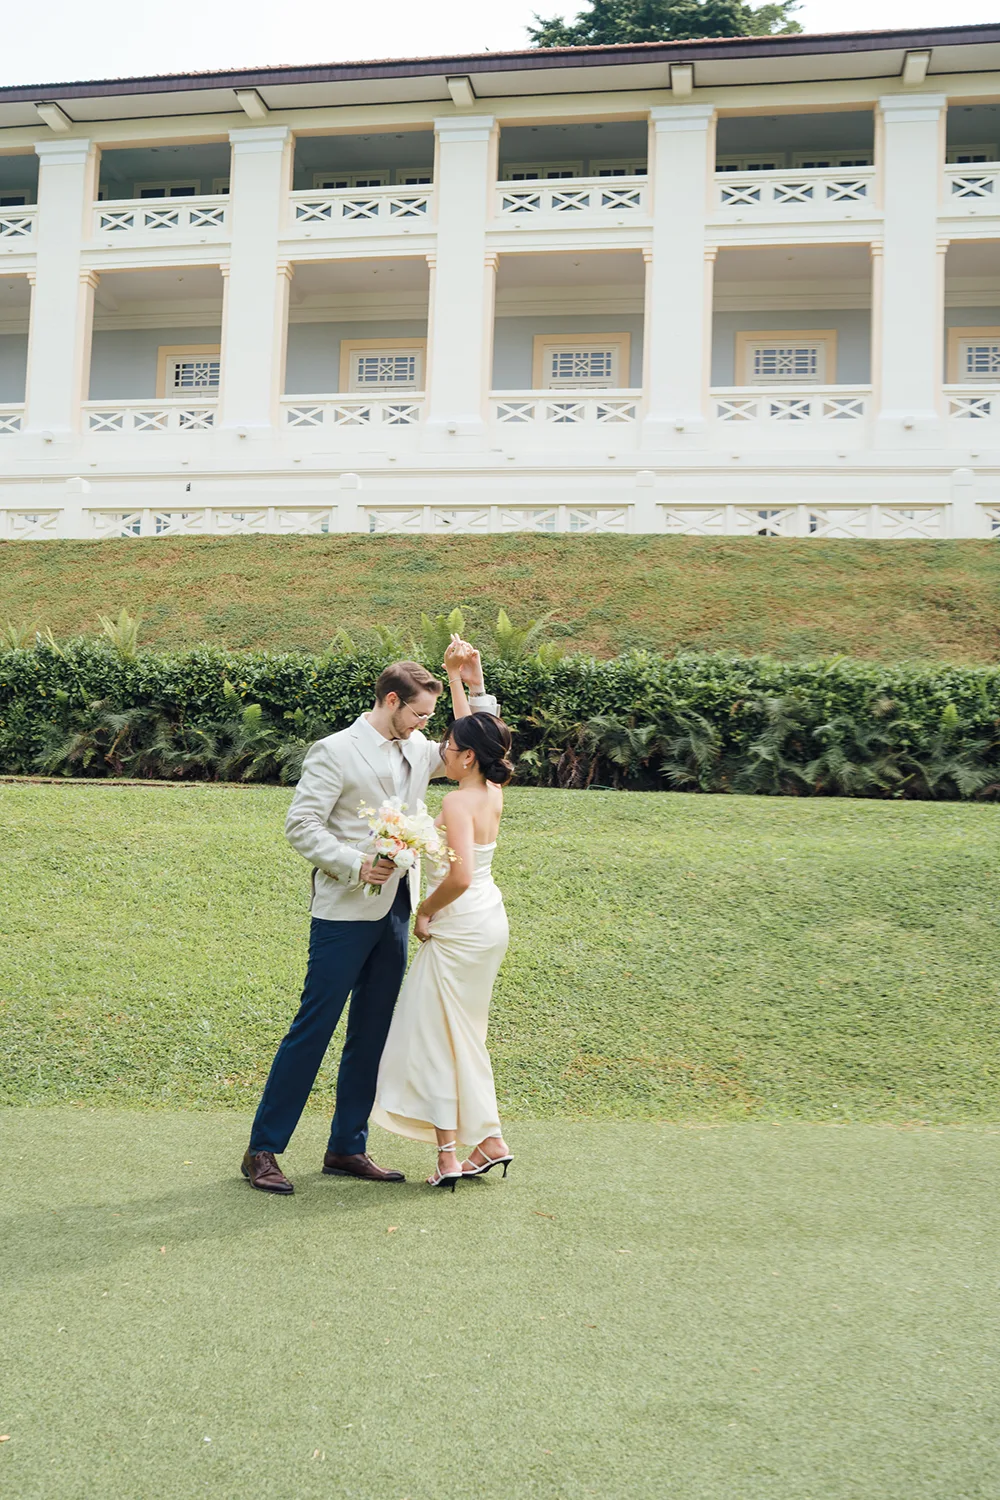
[285,739,363,886]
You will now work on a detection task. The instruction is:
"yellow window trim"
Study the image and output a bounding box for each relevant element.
[947,326,1000,383]
[339,337,427,392]
[155,344,221,399]
[531,332,631,389]
[735,329,838,386]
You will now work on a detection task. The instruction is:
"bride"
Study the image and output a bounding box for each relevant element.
[371,651,514,1191]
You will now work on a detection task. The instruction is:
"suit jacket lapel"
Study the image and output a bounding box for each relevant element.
[350,720,395,800]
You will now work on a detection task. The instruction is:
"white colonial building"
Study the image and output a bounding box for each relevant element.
[2,24,1000,541]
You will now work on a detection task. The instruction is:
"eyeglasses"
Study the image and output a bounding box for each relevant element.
[400,700,433,723]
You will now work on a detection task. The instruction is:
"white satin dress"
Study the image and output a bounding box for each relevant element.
[372,842,509,1146]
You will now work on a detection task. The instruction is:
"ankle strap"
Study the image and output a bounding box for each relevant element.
[438,1142,457,1152]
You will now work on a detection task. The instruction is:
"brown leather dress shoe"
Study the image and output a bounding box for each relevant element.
[322,1151,405,1182]
[241,1149,294,1194]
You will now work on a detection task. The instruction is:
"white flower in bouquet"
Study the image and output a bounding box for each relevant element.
[357,798,454,896]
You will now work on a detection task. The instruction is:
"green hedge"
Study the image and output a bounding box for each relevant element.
[2,640,999,798]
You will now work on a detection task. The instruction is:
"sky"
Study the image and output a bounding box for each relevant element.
[2,0,999,88]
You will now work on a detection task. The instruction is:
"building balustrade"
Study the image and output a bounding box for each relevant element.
[491,391,641,438]
[288,185,433,237]
[943,164,1000,212]
[0,405,24,433]
[83,399,217,432]
[0,207,35,245]
[944,384,1000,420]
[714,165,876,215]
[2,498,996,543]
[281,395,424,430]
[711,387,871,428]
[494,176,648,221]
[91,196,229,243]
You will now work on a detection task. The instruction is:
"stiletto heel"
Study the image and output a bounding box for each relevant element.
[427,1142,462,1191]
[461,1137,514,1179]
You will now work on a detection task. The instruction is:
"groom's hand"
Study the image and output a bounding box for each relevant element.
[360,856,395,886]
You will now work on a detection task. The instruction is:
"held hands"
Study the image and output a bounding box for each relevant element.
[443,633,485,693]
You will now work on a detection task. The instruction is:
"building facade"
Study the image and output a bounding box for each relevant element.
[1,25,1000,541]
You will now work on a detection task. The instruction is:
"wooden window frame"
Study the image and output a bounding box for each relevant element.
[715,153,786,173]
[339,337,427,393]
[591,159,648,177]
[501,161,585,181]
[790,151,873,168]
[735,330,838,387]
[531,332,631,390]
[946,144,999,164]
[156,344,222,398]
[947,326,1000,383]
[135,179,201,198]
[311,170,390,190]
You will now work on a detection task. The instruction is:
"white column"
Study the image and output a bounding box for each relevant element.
[218,126,293,436]
[423,115,497,449]
[642,104,716,448]
[874,95,947,442]
[23,138,98,441]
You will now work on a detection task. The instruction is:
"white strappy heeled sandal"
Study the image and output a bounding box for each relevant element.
[427,1142,462,1192]
[461,1138,514,1179]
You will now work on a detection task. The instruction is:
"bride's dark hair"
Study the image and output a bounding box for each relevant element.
[449,712,515,786]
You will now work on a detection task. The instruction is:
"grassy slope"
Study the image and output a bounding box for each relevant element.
[2,784,998,1121]
[2,534,1000,661]
[4,1110,998,1499]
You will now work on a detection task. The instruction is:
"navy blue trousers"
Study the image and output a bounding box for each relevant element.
[249,883,410,1157]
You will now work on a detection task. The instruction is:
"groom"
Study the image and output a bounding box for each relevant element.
[242,643,498,1194]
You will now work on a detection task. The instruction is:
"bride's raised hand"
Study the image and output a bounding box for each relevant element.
[442,632,469,675]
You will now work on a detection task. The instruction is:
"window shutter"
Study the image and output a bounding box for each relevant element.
[168,355,221,393]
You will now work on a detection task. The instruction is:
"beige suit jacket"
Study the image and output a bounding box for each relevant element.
[285,697,499,922]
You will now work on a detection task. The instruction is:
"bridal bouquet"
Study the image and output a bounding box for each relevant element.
[357,796,452,897]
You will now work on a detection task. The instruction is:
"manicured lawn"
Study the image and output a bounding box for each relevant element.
[2,784,998,1121]
[4,534,1000,662]
[2,1110,997,1500]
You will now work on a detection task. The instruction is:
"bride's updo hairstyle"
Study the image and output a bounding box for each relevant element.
[449,712,515,786]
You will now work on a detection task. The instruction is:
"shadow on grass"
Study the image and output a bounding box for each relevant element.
[3,1171,452,1289]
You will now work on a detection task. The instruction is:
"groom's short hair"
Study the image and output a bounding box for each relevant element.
[375,660,443,704]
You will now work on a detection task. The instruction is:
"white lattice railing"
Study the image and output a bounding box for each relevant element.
[0,208,35,242]
[494,177,648,219]
[943,164,1000,210]
[659,505,948,539]
[364,505,631,535]
[289,187,432,233]
[281,395,424,429]
[0,405,24,434]
[712,387,870,426]
[945,385,1000,421]
[87,507,334,539]
[92,196,229,240]
[83,400,217,432]
[491,391,641,434]
[715,166,875,212]
[3,501,996,542]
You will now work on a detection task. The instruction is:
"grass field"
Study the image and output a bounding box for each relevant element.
[3,1110,997,1500]
[4,534,1000,662]
[2,784,998,1122]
